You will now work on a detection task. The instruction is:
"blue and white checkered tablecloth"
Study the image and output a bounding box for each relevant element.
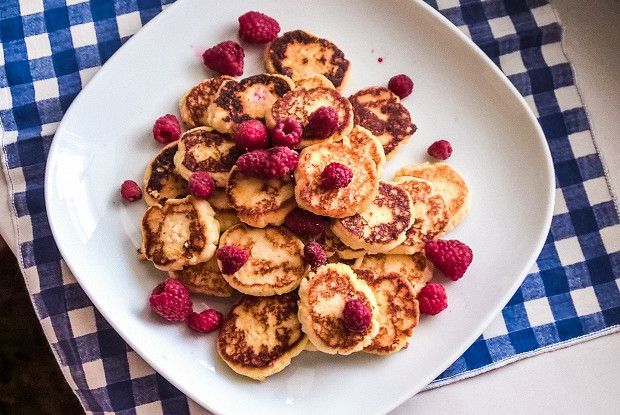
[1,0,619,413]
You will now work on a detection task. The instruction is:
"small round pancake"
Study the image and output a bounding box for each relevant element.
[207,74,295,134]
[206,187,241,232]
[352,253,432,295]
[389,176,449,254]
[395,162,471,231]
[143,141,189,206]
[179,75,233,128]
[168,256,233,297]
[140,195,220,271]
[264,30,351,91]
[356,269,419,355]
[349,86,416,160]
[217,292,308,381]
[265,87,354,148]
[217,224,309,296]
[298,263,379,355]
[173,126,241,187]
[332,182,414,253]
[294,142,380,218]
[345,124,386,176]
[294,74,335,90]
[226,166,296,228]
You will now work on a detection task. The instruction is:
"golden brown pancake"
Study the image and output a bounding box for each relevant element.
[143,141,189,206]
[352,252,432,295]
[217,292,308,381]
[168,256,233,297]
[356,269,419,355]
[344,125,386,176]
[294,141,379,218]
[349,86,416,160]
[140,195,220,271]
[173,126,241,187]
[332,182,414,253]
[217,224,309,296]
[265,30,351,91]
[179,75,233,128]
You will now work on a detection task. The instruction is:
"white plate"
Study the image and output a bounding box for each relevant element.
[45,0,554,414]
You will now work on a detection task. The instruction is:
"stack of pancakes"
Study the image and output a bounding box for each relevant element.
[137,29,471,381]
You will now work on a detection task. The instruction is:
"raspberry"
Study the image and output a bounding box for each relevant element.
[236,149,269,178]
[264,146,299,179]
[217,245,250,274]
[342,299,372,333]
[271,118,302,149]
[202,41,244,77]
[152,114,181,144]
[285,208,326,240]
[236,147,298,179]
[387,74,414,99]
[149,278,193,322]
[427,140,453,160]
[187,309,223,333]
[304,106,339,139]
[417,283,448,315]
[235,120,270,151]
[238,11,280,44]
[120,180,142,202]
[320,162,353,189]
[425,239,473,281]
[188,171,215,199]
[304,241,327,268]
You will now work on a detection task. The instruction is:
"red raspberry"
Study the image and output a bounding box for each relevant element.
[264,146,299,179]
[271,118,302,149]
[304,106,339,139]
[120,180,142,202]
[188,171,215,199]
[387,74,414,99]
[216,245,249,274]
[236,149,269,178]
[304,241,327,268]
[202,41,244,77]
[417,283,448,315]
[425,239,473,281]
[152,114,181,144]
[235,120,270,151]
[149,278,193,322]
[285,208,326,241]
[320,162,353,189]
[238,11,280,44]
[427,140,453,160]
[187,309,223,333]
[342,299,372,333]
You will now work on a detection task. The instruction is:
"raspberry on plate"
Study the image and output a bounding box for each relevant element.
[235,146,298,179]
[425,239,473,281]
[149,278,193,322]
[320,162,353,189]
[152,114,181,144]
[271,118,302,149]
[202,41,244,77]
[304,241,327,268]
[120,180,142,201]
[427,139,453,160]
[342,299,372,333]
[285,208,326,241]
[304,106,339,139]
[188,309,223,333]
[238,11,280,44]
[235,120,270,151]
[217,245,250,274]
[417,283,448,315]
[387,74,413,99]
[188,171,215,199]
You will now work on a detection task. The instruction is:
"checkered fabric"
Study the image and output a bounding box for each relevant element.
[0,0,619,413]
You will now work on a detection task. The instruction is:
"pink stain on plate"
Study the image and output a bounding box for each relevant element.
[190,45,206,58]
